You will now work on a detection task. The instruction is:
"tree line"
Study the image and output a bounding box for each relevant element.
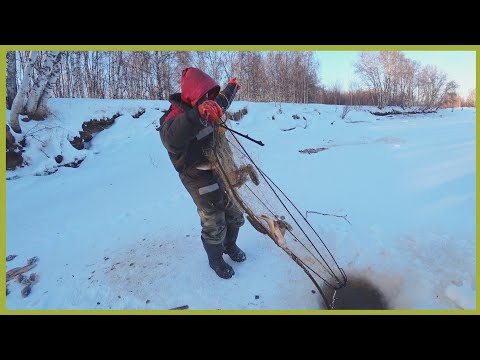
[6,50,475,133]
[351,51,468,110]
[319,51,474,109]
[8,51,320,103]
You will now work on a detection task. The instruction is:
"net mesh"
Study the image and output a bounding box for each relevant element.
[205,122,346,290]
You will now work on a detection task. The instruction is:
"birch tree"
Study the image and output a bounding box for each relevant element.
[37,53,65,115]
[6,51,17,110]
[9,51,65,134]
[25,51,60,116]
[9,51,38,134]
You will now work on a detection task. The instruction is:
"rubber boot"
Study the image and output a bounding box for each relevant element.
[223,226,246,262]
[202,241,235,279]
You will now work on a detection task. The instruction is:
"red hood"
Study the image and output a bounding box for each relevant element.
[180,67,220,106]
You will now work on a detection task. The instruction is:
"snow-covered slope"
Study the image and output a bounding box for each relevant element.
[6,99,476,310]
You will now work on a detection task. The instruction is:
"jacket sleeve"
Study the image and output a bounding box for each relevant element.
[160,106,205,154]
[215,83,238,112]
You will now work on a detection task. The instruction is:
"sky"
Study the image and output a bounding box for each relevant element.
[5,98,476,311]
[316,51,476,98]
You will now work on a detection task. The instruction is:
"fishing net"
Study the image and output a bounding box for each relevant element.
[206,118,347,308]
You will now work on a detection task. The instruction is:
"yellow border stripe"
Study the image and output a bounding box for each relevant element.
[1,48,6,315]
[1,45,478,315]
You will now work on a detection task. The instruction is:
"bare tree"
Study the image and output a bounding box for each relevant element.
[25,51,60,117]
[9,51,65,134]
[10,50,324,104]
[417,65,458,110]
[444,91,461,111]
[353,51,461,110]
[37,53,65,115]
[10,51,38,133]
[463,88,476,107]
[177,52,192,71]
[6,51,17,109]
[354,52,384,107]
[439,81,459,110]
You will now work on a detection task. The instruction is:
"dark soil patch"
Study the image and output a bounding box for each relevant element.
[370,109,436,116]
[18,137,27,147]
[6,149,24,170]
[6,125,24,170]
[61,158,85,168]
[132,108,146,119]
[34,157,86,176]
[225,107,248,122]
[70,136,84,150]
[69,113,121,150]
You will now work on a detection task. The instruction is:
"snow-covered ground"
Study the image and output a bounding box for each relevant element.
[5,99,476,310]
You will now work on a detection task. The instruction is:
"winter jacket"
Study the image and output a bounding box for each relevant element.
[159,68,238,174]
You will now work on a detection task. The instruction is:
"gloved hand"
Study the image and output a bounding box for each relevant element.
[198,100,223,126]
[228,78,241,91]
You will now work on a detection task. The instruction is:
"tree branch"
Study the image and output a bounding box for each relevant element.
[305,210,352,225]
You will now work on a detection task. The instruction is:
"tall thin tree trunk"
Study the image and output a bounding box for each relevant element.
[84,52,92,97]
[10,51,38,134]
[25,51,59,116]
[6,51,18,109]
[37,52,64,114]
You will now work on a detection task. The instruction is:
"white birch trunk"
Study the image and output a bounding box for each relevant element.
[6,51,17,109]
[37,52,64,114]
[25,51,59,116]
[9,51,38,134]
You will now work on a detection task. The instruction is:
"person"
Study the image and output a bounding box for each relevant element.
[159,67,245,279]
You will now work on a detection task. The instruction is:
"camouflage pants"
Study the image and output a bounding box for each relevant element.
[179,167,245,245]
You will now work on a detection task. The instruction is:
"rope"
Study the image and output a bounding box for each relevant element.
[226,136,335,276]
[211,114,347,309]
[227,131,345,286]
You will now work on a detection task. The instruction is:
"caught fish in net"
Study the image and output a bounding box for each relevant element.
[206,115,347,309]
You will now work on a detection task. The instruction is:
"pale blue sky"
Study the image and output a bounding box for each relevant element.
[315,51,476,98]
